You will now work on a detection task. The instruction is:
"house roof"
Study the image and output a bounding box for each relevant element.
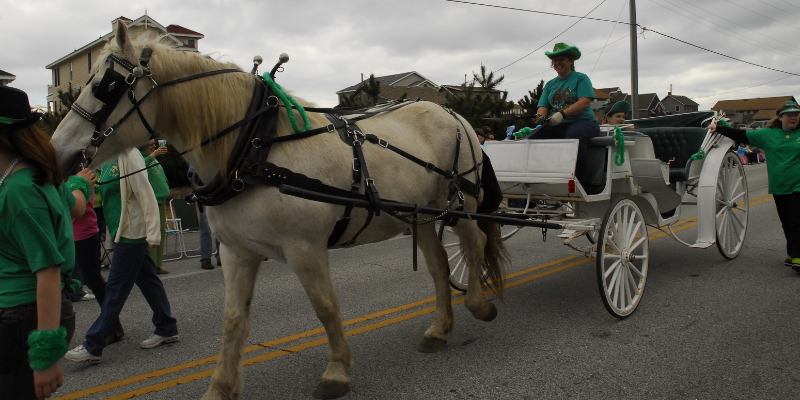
[711,96,796,111]
[379,86,449,104]
[0,69,15,78]
[337,71,436,93]
[663,94,698,106]
[752,109,777,120]
[593,89,611,100]
[167,24,204,37]
[620,93,660,109]
[46,15,198,69]
[598,87,622,95]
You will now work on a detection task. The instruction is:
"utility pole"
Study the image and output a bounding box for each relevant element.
[630,0,639,119]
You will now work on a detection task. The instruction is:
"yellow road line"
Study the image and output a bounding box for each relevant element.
[59,193,774,399]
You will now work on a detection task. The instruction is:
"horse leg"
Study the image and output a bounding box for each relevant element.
[452,220,498,322]
[415,223,454,353]
[285,243,352,399]
[202,245,262,400]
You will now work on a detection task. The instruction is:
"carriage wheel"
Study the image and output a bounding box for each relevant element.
[445,223,521,292]
[715,152,749,260]
[596,198,649,319]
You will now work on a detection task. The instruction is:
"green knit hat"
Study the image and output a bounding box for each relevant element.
[778,101,800,116]
[545,43,582,60]
[607,100,631,115]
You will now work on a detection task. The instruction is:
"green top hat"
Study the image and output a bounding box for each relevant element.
[607,100,631,115]
[0,86,42,128]
[545,43,582,60]
[778,101,800,116]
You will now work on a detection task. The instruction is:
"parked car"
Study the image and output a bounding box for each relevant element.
[743,120,769,131]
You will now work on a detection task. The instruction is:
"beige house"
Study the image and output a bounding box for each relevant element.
[45,15,204,112]
[0,69,16,86]
[711,96,796,125]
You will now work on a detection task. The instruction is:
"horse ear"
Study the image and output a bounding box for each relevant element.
[114,20,134,54]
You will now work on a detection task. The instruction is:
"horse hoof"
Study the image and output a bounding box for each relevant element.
[312,380,349,399]
[417,337,447,353]
[481,302,498,322]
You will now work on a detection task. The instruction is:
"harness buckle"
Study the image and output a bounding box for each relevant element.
[365,178,375,188]
[425,163,435,172]
[266,96,279,107]
[326,123,335,132]
[103,127,114,137]
[378,138,389,148]
[352,158,360,172]
[125,73,136,85]
[232,171,245,192]
[251,138,262,148]
[457,191,465,201]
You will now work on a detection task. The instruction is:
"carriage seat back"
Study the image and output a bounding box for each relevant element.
[633,127,707,182]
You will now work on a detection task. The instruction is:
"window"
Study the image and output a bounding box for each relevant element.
[53,68,60,87]
[69,62,73,81]
[188,39,195,48]
[87,52,92,74]
[675,105,680,112]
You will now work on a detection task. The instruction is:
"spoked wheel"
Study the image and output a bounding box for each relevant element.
[443,222,521,292]
[715,152,749,260]
[596,198,649,319]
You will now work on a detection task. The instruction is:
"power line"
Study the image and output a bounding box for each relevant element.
[674,0,800,53]
[655,0,800,60]
[589,0,627,77]
[494,0,607,72]
[776,0,800,12]
[722,0,800,33]
[691,75,797,100]
[499,34,630,88]
[756,0,800,22]
[443,0,800,79]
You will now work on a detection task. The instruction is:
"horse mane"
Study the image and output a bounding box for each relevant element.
[94,34,330,172]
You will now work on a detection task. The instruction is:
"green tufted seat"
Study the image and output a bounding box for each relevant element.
[633,127,708,182]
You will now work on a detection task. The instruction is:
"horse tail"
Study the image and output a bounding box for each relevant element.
[478,219,509,303]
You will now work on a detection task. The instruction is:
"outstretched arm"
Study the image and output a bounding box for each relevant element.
[708,124,750,145]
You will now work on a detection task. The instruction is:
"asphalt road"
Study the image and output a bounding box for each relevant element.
[55,162,800,400]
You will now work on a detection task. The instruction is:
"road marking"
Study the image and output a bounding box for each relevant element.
[57,194,774,400]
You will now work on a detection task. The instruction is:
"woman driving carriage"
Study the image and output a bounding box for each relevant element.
[528,43,601,185]
[708,101,800,269]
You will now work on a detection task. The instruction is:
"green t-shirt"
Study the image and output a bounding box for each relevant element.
[0,168,76,308]
[747,127,800,195]
[537,71,596,123]
[142,153,170,204]
[98,159,145,244]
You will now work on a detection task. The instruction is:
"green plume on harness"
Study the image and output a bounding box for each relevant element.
[262,73,311,133]
[512,127,533,138]
[613,126,625,166]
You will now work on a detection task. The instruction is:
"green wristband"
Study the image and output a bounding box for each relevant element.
[66,175,92,203]
[27,327,68,371]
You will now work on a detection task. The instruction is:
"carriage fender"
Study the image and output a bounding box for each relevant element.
[694,136,734,248]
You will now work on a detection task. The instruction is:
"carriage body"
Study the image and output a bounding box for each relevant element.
[466,114,748,318]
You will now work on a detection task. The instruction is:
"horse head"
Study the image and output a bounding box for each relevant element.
[52,21,160,174]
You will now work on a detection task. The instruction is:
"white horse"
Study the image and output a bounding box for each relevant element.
[52,21,508,399]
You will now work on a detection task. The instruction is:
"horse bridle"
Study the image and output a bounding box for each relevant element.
[71,47,242,168]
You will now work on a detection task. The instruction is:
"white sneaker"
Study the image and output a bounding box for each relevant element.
[79,293,96,302]
[140,334,179,349]
[64,344,101,364]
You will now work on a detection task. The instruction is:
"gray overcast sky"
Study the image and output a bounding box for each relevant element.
[2,0,800,111]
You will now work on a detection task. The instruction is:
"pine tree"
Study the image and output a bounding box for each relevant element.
[472,64,504,90]
[518,80,545,115]
[38,83,82,135]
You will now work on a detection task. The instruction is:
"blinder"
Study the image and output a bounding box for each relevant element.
[92,67,128,119]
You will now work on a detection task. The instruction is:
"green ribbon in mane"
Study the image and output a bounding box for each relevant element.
[262,73,310,133]
[613,126,625,166]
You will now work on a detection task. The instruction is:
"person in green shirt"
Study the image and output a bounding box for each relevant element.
[529,42,600,186]
[141,139,170,274]
[709,101,800,269]
[0,86,92,400]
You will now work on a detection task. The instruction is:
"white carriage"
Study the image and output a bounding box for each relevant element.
[446,112,749,318]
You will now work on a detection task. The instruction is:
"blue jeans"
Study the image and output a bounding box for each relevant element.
[528,119,600,184]
[83,242,177,356]
[199,209,220,264]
